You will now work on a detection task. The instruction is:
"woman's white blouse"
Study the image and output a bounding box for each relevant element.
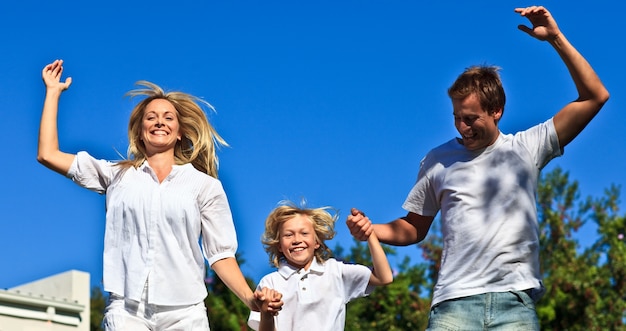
[67,151,238,305]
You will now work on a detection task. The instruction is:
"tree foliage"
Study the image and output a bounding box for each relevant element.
[336,241,431,330]
[537,167,625,330]
[204,254,255,331]
[90,286,106,331]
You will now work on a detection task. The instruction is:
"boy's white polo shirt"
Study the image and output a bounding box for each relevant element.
[248,258,373,331]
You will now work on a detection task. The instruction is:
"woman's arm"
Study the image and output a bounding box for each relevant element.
[212,257,283,314]
[211,257,256,309]
[38,60,76,175]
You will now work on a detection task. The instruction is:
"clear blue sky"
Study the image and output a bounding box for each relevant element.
[2,1,624,291]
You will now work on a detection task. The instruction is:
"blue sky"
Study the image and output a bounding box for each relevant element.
[2,1,624,291]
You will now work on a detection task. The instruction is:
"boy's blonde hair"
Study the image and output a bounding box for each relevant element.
[262,201,336,268]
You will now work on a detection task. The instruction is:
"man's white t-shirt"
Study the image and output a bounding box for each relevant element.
[403,119,562,307]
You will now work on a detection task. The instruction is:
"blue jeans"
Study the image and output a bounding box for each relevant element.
[426,291,539,331]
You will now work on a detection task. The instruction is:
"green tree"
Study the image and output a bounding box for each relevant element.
[90,286,106,331]
[337,240,431,330]
[418,219,443,299]
[537,167,625,330]
[204,254,255,331]
[586,184,626,328]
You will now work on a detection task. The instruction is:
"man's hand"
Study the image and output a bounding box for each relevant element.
[346,207,373,241]
[515,6,561,42]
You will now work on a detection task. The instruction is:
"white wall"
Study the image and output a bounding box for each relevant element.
[0,270,89,331]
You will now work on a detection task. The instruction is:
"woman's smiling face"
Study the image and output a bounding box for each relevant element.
[141,98,181,155]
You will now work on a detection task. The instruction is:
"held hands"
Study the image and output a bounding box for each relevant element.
[42,60,72,93]
[254,287,283,316]
[515,6,561,42]
[346,208,373,241]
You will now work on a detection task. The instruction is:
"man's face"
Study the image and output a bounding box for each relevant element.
[453,93,502,151]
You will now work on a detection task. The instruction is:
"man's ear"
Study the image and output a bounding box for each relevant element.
[491,107,503,121]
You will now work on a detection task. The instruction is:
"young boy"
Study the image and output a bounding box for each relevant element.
[248,201,393,331]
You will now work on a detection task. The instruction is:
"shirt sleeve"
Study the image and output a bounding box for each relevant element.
[199,179,238,266]
[403,153,440,216]
[515,118,562,169]
[66,151,116,194]
[340,261,373,303]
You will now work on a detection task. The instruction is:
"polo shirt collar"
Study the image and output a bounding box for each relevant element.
[277,258,326,280]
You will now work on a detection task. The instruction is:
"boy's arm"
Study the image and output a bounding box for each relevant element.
[347,208,393,286]
[258,313,275,331]
[367,232,393,286]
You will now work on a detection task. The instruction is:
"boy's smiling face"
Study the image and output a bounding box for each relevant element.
[278,214,320,270]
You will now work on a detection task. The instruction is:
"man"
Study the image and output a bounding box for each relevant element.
[347,6,608,330]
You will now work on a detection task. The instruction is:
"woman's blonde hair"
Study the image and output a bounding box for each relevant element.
[262,200,337,268]
[118,81,228,178]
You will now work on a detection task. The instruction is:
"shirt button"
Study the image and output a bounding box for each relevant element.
[302,287,306,291]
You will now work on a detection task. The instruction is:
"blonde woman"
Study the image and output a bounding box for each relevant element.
[38,60,281,331]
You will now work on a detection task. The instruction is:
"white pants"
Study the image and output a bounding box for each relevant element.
[103,284,210,331]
